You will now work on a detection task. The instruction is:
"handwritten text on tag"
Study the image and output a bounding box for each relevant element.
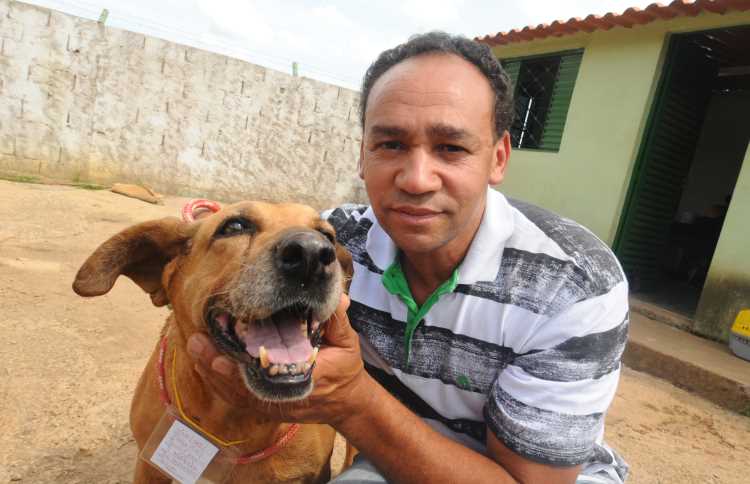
[150,420,219,484]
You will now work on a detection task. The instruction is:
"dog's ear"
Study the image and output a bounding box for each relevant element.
[73,217,193,306]
[335,243,353,293]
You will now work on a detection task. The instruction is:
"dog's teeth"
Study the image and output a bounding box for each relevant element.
[269,364,279,376]
[259,346,270,369]
[288,363,297,374]
[303,362,312,373]
[278,364,289,375]
[307,347,319,364]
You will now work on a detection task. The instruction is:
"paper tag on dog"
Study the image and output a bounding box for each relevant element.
[150,419,218,483]
[140,407,237,484]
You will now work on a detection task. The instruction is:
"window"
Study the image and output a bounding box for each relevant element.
[502,50,583,151]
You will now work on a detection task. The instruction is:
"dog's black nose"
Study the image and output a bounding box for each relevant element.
[276,231,336,284]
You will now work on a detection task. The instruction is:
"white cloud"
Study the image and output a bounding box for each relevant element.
[195,0,274,47]
[399,0,467,28]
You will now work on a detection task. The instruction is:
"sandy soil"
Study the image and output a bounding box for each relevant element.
[1,179,748,483]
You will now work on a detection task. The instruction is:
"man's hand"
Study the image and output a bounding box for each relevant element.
[187,293,372,424]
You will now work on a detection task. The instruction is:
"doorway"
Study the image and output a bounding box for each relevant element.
[614,25,750,318]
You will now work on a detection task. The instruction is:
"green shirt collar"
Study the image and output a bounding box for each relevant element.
[382,258,459,365]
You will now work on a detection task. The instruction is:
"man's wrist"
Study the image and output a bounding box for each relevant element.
[330,370,379,430]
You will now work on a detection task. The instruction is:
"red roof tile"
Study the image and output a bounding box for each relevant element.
[477,0,750,46]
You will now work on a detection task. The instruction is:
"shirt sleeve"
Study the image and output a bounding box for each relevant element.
[321,204,369,245]
[483,279,629,466]
[321,203,368,223]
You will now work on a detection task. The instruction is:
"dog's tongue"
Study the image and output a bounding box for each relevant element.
[244,314,312,365]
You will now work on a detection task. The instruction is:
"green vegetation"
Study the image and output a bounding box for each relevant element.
[0,173,106,190]
[71,181,107,190]
[0,174,41,184]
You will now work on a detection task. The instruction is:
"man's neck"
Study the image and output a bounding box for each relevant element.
[399,254,449,306]
[399,232,475,305]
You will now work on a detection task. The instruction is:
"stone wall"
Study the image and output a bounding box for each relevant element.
[0,0,365,208]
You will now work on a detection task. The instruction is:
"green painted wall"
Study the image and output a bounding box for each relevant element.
[491,10,750,245]
[490,10,750,340]
[694,142,750,341]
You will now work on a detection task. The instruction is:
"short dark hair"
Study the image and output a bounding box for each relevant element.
[359,31,515,139]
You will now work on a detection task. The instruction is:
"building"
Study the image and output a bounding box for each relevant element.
[478,0,750,341]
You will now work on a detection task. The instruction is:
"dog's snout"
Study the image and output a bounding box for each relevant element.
[276,231,336,284]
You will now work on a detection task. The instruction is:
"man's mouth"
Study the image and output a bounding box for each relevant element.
[391,205,441,224]
[206,303,324,385]
[392,205,440,216]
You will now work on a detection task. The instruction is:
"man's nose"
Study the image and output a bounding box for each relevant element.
[394,149,441,194]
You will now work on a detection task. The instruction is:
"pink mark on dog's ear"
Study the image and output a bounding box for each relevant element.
[182,199,221,222]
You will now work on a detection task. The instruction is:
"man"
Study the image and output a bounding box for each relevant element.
[189,32,629,483]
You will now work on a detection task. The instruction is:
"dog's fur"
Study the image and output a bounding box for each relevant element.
[73,201,353,483]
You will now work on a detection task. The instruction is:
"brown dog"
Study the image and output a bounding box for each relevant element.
[73,201,353,483]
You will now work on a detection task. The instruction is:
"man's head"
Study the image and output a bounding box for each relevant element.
[358,32,514,258]
[360,32,514,140]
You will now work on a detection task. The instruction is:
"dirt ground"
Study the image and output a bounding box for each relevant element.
[1,179,749,484]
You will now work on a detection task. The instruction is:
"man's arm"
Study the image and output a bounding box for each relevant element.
[187,294,581,484]
[334,369,581,484]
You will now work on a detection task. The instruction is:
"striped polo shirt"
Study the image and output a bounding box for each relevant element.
[325,188,629,481]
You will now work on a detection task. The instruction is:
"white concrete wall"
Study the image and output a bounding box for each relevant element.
[0,0,366,208]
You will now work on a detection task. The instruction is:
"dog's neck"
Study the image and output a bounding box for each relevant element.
[166,315,291,453]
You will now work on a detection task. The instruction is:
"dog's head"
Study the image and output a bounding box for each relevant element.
[73,201,352,402]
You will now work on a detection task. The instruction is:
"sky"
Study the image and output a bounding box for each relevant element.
[26,0,658,90]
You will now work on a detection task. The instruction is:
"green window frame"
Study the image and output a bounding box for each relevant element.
[501,49,583,152]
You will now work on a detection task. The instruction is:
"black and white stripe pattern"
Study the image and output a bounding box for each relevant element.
[349,300,516,392]
[325,189,629,480]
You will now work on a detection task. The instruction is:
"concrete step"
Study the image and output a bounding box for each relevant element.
[623,312,750,414]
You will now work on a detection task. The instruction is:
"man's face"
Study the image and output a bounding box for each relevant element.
[360,53,510,257]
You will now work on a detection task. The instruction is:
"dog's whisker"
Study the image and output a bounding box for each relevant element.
[197,288,233,308]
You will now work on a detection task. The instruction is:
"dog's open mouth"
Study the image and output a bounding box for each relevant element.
[206,302,325,388]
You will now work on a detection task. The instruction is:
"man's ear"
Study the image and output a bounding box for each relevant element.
[335,243,353,293]
[72,217,194,307]
[489,130,511,186]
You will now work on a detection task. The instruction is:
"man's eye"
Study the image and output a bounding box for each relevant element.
[437,144,465,153]
[381,141,405,150]
[217,218,255,237]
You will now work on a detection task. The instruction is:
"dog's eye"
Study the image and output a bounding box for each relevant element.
[318,230,335,244]
[217,218,255,237]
